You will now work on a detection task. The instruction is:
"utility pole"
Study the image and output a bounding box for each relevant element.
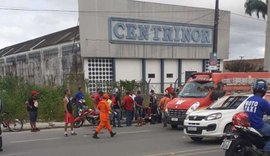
[209,0,219,72]
[213,0,219,55]
[264,2,270,71]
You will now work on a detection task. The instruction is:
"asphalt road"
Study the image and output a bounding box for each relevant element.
[1,124,225,156]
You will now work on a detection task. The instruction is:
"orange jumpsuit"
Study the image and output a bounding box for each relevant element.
[95,99,113,133]
[159,96,171,112]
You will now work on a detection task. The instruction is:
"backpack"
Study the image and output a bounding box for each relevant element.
[66,98,73,113]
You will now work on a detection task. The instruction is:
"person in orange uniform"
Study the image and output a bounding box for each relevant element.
[159,94,171,127]
[93,93,116,139]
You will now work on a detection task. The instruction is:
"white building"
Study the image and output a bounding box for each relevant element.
[78,0,230,92]
[0,0,230,93]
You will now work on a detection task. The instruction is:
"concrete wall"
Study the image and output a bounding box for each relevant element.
[115,59,142,81]
[79,0,230,60]
[145,59,161,92]
[164,59,178,83]
[181,60,203,83]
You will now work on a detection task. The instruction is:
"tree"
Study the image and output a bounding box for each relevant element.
[224,61,264,72]
[245,0,268,19]
[245,0,270,71]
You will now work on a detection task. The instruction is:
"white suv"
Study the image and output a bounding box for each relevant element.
[184,94,251,142]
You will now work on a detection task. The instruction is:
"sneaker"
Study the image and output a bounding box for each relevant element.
[118,125,123,127]
[31,129,37,132]
[35,128,40,131]
[110,132,116,137]
[71,132,77,136]
[93,133,99,139]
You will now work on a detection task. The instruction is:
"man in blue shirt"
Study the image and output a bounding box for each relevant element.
[244,79,270,154]
[74,87,84,117]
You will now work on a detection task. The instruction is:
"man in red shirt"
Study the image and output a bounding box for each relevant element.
[122,91,134,126]
[90,89,103,110]
[165,84,174,94]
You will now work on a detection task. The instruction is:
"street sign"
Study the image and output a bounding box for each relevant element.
[209,52,218,70]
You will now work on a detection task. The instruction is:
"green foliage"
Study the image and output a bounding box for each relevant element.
[245,0,268,19]
[120,80,141,93]
[119,80,150,108]
[225,61,264,72]
[0,76,70,121]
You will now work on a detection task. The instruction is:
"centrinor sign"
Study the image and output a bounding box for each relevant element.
[109,17,213,46]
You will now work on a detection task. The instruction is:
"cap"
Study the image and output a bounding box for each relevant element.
[31,90,39,96]
[103,93,110,99]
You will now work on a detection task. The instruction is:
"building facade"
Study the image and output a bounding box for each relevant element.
[0,27,81,85]
[79,0,230,92]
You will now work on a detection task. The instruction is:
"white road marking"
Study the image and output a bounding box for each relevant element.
[177,149,221,156]
[9,130,151,143]
[3,128,63,135]
[9,137,62,144]
[2,152,31,156]
[118,130,151,134]
[144,147,220,156]
[83,130,151,137]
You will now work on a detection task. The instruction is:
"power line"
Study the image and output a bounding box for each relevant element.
[0,7,213,13]
[0,6,265,23]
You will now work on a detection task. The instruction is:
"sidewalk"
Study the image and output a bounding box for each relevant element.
[3,119,136,132]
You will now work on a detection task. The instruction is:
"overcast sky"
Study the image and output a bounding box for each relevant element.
[0,0,267,60]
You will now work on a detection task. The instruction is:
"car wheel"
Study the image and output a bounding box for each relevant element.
[190,137,203,142]
[171,124,178,129]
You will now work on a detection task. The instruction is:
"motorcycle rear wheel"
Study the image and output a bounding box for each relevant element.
[73,120,84,128]
[225,138,257,156]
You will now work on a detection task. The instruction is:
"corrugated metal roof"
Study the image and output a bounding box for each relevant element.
[0,26,79,57]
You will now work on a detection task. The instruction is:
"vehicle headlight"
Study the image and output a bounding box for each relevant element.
[205,113,222,121]
[186,102,200,115]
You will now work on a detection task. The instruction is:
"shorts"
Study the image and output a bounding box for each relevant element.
[29,111,38,123]
[65,112,74,124]
[136,108,143,118]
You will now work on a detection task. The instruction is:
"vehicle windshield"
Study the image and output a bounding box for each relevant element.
[208,96,248,110]
[179,81,214,98]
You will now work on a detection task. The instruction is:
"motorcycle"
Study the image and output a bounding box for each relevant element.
[221,112,268,156]
[73,107,99,128]
[1,111,23,132]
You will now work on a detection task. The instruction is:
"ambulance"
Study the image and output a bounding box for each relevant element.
[165,72,270,129]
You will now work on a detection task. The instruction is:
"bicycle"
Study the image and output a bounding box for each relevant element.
[1,112,23,132]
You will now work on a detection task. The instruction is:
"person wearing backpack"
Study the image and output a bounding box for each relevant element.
[111,92,122,127]
[27,90,40,132]
[149,90,158,124]
[63,89,77,137]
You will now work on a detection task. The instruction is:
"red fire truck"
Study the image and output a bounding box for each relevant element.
[165,72,270,129]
